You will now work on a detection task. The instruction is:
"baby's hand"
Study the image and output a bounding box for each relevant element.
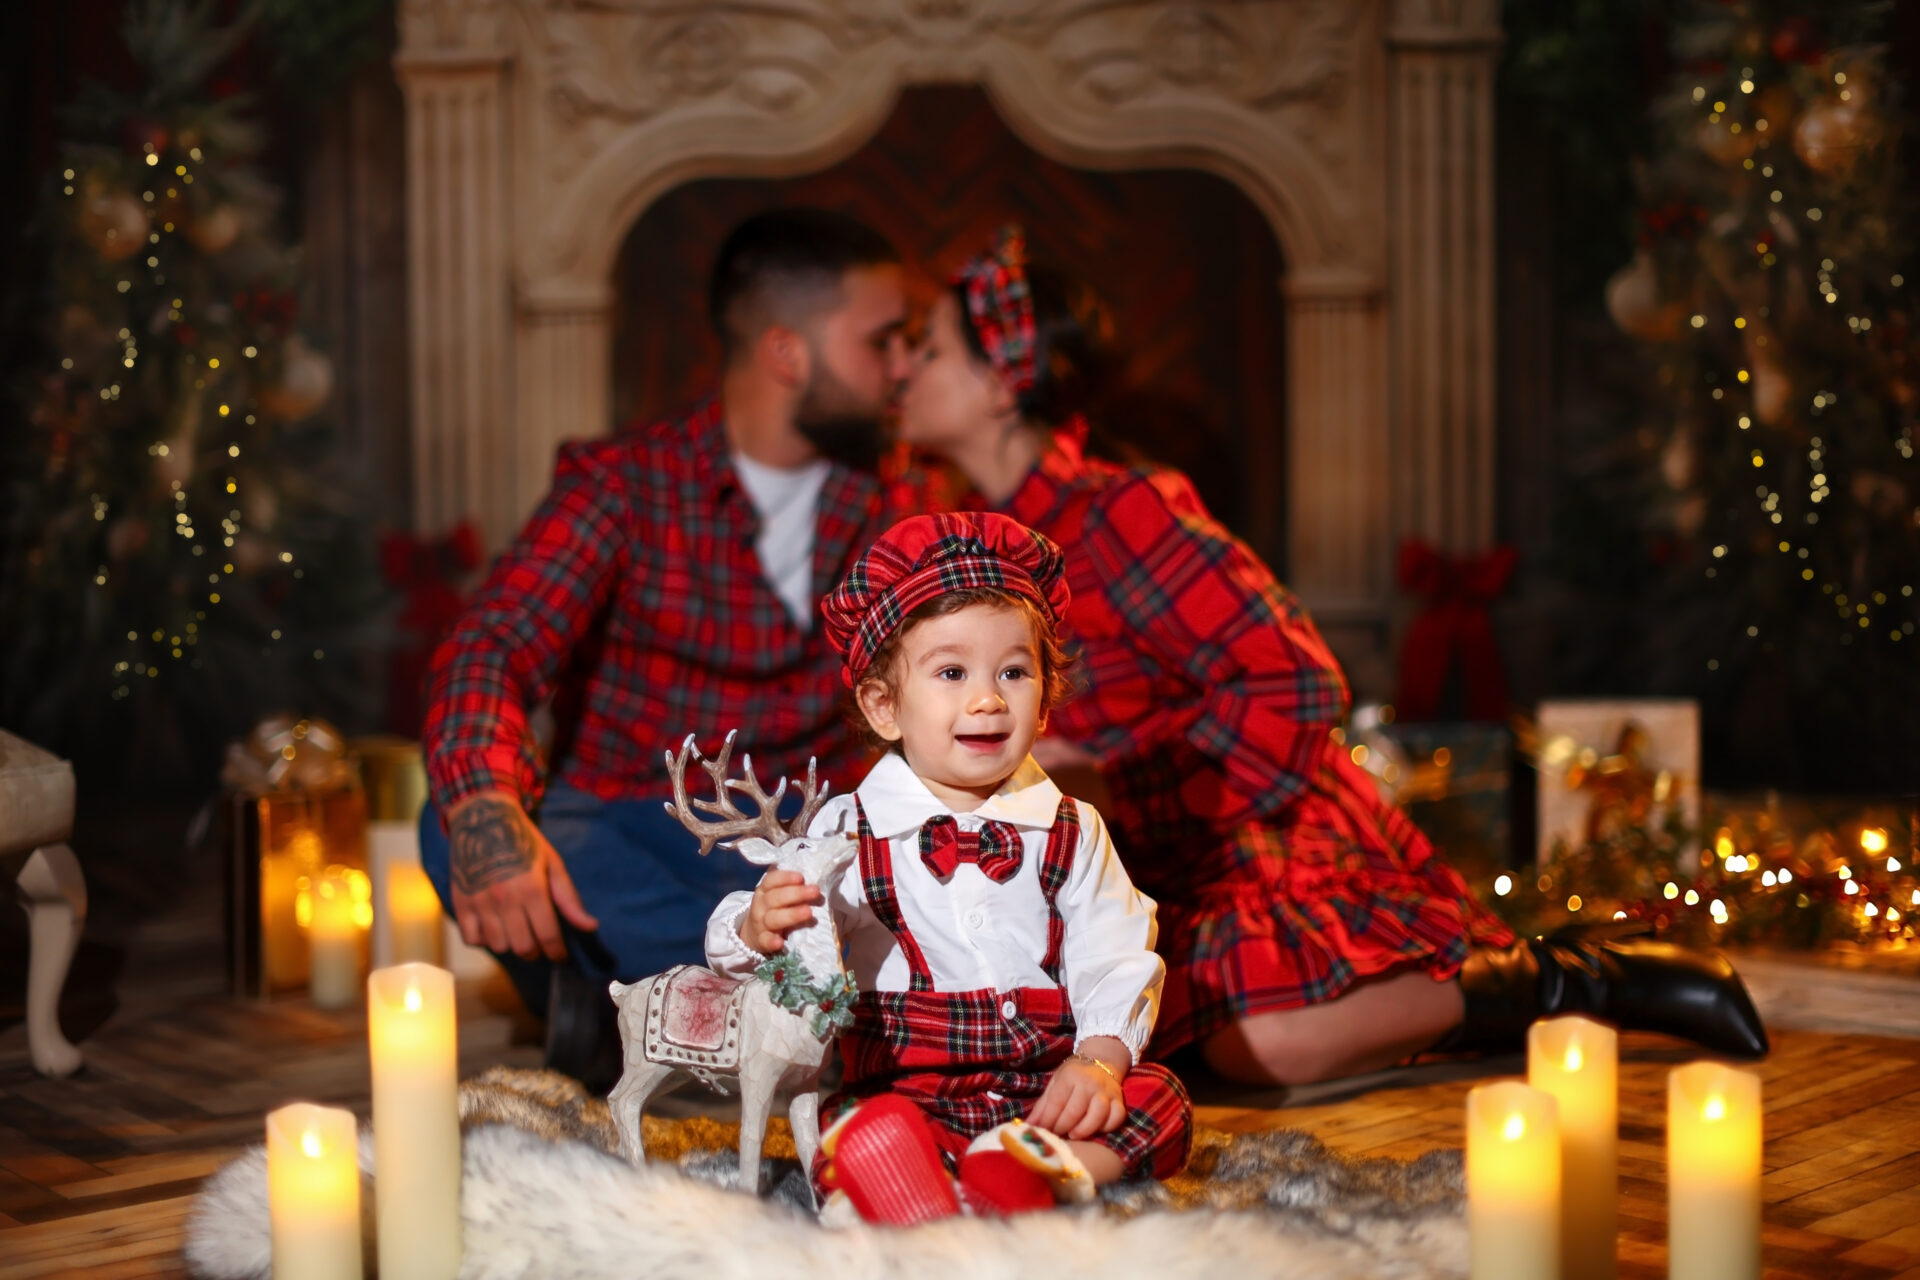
[1028,1048,1127,1139]
[739,869,822,955]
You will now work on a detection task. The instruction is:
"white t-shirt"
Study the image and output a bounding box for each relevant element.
[705,752,1164,1063]
[731,451,830,630]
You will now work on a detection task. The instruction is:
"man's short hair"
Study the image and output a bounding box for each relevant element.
[708,208,900,364]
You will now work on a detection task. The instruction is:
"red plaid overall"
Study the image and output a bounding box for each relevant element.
[819,795,1193,1190]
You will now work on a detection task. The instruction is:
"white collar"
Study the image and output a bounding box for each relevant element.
[855,751,1065,840]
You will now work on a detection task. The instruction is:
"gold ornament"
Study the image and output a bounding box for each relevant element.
[243,480,279,533]
[1744,331,1791,426]
[105,515,150,562]
[1674,493,1708,539]
[1697,117,1756,166]
[1606,252,1687,341]
[1794,99,1867,175]
[257,334,334,422]
[1753,86,1799,136]
[185,204,242,255]
[1662,430,1698,491]
[154,438,195,489]
[78,186,151,262]
[232,531,277,573]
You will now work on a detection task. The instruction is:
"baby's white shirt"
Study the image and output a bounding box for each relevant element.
[704,752,1164,1062]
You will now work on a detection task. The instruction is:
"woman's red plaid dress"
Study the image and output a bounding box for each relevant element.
[998,426,1515,1056]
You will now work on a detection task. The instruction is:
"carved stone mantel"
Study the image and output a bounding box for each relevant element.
[395,0,1501,670]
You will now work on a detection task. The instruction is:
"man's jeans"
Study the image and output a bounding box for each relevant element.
[417,782,769,1017]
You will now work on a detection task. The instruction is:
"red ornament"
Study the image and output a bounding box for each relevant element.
[122,117,169,157]
[1770,17,1823,65]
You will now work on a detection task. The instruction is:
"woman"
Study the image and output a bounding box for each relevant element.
[893,228,1767,1085]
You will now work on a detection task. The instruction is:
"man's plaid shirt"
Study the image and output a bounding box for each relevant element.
[423,399,895,816]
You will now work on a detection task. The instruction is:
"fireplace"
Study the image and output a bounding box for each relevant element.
[394,0,1501,682]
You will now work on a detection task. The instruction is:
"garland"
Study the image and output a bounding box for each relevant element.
[755,955,859,1038]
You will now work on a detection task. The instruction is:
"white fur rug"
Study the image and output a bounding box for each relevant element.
[184,1070,1466,1280]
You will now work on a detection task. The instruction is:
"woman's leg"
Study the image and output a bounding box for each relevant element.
[1202,970,1465,1087]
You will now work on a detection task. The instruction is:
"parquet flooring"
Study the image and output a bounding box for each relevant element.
[4,867,1920,1278]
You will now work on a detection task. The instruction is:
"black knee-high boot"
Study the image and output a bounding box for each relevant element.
[1439,922,1769,1059]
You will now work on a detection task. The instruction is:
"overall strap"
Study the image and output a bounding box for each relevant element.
[854,796,935,992]
[1037,796,1081,983]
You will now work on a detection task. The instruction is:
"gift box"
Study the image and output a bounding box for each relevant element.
[223,717,371,998]
[1350,709,1513,884]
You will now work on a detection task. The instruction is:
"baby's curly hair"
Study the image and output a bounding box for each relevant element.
[850,587,1077,750]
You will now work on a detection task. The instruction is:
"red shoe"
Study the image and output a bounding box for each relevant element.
[958,1149,1055,1216]
[819,1096,960,1226]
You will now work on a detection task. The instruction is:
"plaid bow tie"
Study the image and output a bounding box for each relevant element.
[918,815,1024,883]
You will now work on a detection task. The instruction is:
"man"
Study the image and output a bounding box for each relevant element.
[418,209,911,1081]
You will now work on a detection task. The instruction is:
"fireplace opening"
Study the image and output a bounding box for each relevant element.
[610,86,1288,570]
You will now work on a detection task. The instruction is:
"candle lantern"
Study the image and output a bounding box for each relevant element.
[224,716,368,997]
[1668,1063,1762,1280]
[1467,1080,1561,1280]
[1529,1016,1619,1280]
[266,1101,363,1280]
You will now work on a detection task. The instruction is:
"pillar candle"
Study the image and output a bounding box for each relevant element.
[1529,1016,1618,1280]
[1467,1080,1561,1280]
[308,869,363,1009]
[1668,1062,1762,1280]
[266,1102,363,1280]
[367,963,462,1279]
[384,859,444,967]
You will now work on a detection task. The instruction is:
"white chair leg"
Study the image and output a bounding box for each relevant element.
[15,842,86,1077]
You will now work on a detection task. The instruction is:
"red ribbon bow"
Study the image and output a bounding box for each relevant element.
[1394,538,1516,724]
[918,815,1024,883]
[379,522,483,735]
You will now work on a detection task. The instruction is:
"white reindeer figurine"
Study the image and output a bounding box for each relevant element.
[606,732,857,1199]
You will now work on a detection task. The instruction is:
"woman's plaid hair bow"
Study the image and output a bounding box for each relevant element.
[954,224,1039,394]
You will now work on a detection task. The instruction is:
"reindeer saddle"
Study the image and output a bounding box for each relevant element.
[644,965,745,1071]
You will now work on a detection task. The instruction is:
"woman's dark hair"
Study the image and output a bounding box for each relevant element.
[953,263,1122,429]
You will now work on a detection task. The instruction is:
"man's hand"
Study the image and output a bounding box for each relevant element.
[446,791,598,961]
[739,869,823,955]
[1027,1036,1130,1139]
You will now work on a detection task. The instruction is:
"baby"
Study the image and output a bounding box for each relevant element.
[704,512,1191,1224]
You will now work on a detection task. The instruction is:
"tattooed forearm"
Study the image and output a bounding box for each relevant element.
[449,795,538,894]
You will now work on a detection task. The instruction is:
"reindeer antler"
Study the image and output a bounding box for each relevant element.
[662,731,831,855]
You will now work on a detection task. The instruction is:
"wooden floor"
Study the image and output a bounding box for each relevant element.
[5,859,1920,1278]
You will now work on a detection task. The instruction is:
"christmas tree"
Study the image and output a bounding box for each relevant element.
[1,0,382,785]
[1602,0,1920,789]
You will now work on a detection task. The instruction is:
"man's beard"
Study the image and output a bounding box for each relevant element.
[795,359,887,473]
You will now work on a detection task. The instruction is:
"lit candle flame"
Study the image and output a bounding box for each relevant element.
[301,1129,323,1159]
[405,983,423,1013]
[1503,1112,1526,1141]
[1565,1043,1584,1072]
[1704,1094,1726,1122]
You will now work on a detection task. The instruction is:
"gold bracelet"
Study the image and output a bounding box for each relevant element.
[1070,1050,1125,1085]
